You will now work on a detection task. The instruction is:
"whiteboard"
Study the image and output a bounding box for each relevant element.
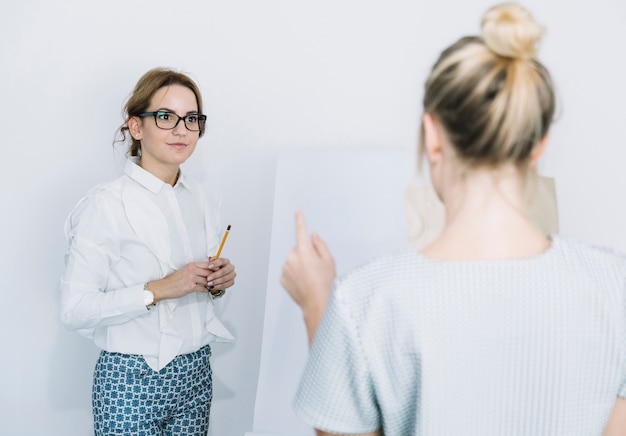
[249,148,416,436]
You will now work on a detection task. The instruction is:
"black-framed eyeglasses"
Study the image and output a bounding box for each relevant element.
[139,111,207,132]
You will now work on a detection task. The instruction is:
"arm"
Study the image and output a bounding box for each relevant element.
[60,234,218,330]
[281,211,336,344]
[146,257,236,303]
[60,191,234,330]
[60,198,149,330]
[603,398,626,436]
[282,213,383,436]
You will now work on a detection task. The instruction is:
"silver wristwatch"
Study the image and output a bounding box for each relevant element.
[143,283,156,310]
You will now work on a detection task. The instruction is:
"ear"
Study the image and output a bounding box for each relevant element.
[422,113,444,166]
[529,134,549,167]
[128,116,143,140]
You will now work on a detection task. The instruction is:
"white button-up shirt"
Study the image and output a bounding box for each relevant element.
[60,158,234,371]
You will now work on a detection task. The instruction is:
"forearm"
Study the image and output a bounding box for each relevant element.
[603,397,626,436]
[60,280,147,331]
[146,276,177,303]
[303,304,325,346]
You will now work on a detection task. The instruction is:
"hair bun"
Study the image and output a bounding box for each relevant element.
[481,2,544,60]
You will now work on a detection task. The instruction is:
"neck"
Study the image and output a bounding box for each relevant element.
[424,166,549,261]
[138,158,180,186]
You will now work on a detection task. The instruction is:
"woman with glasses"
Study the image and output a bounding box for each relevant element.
[60,67,236,435]
[281,3,626,435]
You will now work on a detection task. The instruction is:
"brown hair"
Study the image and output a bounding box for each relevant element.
[419,3,555,169]
[114,68,205,156]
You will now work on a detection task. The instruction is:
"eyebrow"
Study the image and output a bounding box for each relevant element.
[154,107,200,115]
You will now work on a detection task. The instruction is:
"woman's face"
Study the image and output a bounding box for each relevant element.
[131,84,201,178]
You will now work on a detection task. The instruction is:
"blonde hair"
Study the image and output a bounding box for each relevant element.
[114,68,205,157]
[419,2,555,168]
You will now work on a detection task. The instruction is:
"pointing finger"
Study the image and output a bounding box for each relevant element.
[295,211,310,248]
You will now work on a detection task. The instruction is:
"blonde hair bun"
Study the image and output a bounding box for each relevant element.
[481,2,544,60]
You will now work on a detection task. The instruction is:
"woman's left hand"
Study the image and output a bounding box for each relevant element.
[207,257,237,295]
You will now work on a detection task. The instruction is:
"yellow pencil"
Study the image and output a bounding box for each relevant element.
[214,225,231,259]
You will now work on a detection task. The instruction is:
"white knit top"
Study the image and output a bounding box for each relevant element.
[294,235,626,435]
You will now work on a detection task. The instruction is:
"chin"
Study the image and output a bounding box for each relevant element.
[171,151,194,163]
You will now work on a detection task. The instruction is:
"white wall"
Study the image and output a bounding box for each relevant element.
[1,1,625,435]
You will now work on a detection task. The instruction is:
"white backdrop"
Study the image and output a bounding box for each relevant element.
[1,1,625,435]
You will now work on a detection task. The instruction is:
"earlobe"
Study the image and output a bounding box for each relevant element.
[529,134,549,167]
[128,116,142,140]
[423,113,443,166]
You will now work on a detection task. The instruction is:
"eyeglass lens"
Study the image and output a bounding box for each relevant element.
[154,112,204,131]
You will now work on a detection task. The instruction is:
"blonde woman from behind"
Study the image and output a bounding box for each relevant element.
[282,3,626,435]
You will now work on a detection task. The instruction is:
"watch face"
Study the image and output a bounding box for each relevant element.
[143,290,154,306]
[211,289,226,298]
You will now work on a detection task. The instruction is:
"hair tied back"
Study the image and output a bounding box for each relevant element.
[481,2,544,60]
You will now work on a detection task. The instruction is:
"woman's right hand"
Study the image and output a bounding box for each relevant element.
[281,211,336,345]
[147,261,213,303]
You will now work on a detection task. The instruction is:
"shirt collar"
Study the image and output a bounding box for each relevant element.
[124,157,191,193]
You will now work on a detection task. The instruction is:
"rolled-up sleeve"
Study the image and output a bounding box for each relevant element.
[293,282,381,434]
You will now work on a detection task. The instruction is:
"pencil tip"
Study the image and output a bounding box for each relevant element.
[226,224,231,230]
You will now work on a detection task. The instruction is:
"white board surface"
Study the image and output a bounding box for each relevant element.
[251,148,416,435]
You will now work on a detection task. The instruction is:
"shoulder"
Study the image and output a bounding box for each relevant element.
[65,177,126,235]
[72,177,126,210]
[552,234,626,272]
[333,249,423,301]
[341,249,421,279]
[547,235,626,304]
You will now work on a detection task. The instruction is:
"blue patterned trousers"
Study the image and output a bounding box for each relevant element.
[92,345,212,435]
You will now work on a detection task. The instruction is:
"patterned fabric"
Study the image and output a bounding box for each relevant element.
[93,345,212,435]
[294,235,626,435]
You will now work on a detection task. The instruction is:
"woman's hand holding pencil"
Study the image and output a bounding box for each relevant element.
[207,225,236,297]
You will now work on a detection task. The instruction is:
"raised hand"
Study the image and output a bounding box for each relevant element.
[281,211,336,344]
